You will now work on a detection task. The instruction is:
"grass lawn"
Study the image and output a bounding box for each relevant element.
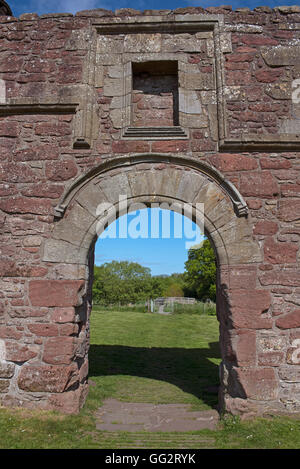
[88,308,220,410]
[0,307,299,449]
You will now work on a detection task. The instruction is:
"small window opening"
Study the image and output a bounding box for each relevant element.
[131,61,179,127]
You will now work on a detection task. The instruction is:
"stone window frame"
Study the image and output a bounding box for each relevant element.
[93,14,300,151]
[128,59,182,136]
[94,15,223,142]
[99,51,203,140]
[121,55,190,140]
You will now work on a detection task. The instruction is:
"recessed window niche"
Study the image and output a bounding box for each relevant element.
[132,61,179,127]
[123,60,186,138]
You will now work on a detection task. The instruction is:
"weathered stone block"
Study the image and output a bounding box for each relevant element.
[42,238,89,264]
[124,33,161,53]
[279,366,300,383]
[0,326,22,340]
[179,89,202,114]
[254,69,282,83]
[18,364,78,392]
[51,307,76,324]
[0,379,10,393]
[226,265,258,290]
[260,158,291,170]
[151,140,189,153]
[253,221,278,236]
[264,238,298,264]
[240,172,279,198]
[45,160,78,182]
[35,122,72,137]
[52,203,96,247]
[20,183,63,199]
[0,121,19,137]
[183,72,215,91]
[98,172,132,203]
[276,312,300,330]
[5,342,39,363]
[210,153,257,172]
[47,386,87,414]
[258,332,287,353]
[234,367,278,400]
[0,197,52,215]
[111,140,150,154]
[14,145,60,162]
[229,289,272,329]
[279,200,300,222]
[74,184,108,218]
[0,362,15,379]
[0,163,37,183]
[29,280,84,307]
[103,78,124,97]
[233,330,257,366]
[258,352,284,367]
[43,337,76,365]
[27,323,59,337]
[260,271,300,288]
[262,45,300,66]
[176,170,207,203]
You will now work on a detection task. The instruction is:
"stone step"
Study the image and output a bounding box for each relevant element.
[95,399,219,432]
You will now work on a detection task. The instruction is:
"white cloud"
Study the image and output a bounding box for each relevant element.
[54,0,101,14]
[13,0,108,15]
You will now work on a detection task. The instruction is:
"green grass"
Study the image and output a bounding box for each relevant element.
[88,307,220,410]
[93,303,148,313]
[0,307,299,449]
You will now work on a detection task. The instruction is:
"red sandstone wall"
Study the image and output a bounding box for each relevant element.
[0,6,299,415]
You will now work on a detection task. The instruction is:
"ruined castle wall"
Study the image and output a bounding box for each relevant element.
[0,6,299,416]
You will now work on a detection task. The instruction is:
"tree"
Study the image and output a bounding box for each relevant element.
[184,239,216,301]
[148,276,164,299]
[151,273,186,298]
[164,282,184,297]
[93,261,152,305]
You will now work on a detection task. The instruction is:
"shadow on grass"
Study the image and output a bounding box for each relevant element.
[88,342,220,409]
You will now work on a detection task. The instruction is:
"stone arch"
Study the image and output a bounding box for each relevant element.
[44,154,256,270]
[19,154,271,417]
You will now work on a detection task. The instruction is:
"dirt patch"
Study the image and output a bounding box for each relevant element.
[95,399,219,432]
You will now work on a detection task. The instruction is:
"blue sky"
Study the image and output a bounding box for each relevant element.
[95,208,204,276]
[9,0,300,17]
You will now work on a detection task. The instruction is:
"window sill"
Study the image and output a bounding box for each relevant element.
[122,127,188,139]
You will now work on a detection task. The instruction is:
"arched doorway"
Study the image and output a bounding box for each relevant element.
[18,154,271,417]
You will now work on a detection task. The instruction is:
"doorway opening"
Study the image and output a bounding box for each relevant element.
[87,207,220,430]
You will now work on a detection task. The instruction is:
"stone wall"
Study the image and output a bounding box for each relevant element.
[0,5,299,417]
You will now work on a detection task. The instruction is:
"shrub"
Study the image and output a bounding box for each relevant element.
[172,301,216,315]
